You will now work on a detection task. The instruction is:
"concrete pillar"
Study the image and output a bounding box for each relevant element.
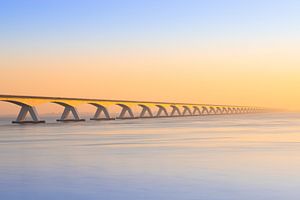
[170,105,181,117]
[202,106,209,115]
[156,105,168,117]
[222,107,228,114]
[90,103,113,120]
[12,103,45,124]
[232,107,237,114]
[139,104,153,118]
[55,102,85,122]
[182,106,192,116]
[209,107,216,115]
[116,104,135,119]
[216,107,223,114]
[193,106,201,116]
[242,108,246,113]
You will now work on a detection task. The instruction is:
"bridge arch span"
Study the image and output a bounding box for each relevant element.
[182,106,193,116]
[209,107,217,115]
[170,105,181,117]
[89,103,112,120]
[0,95,264,124]
[222,107,228,114]
[216,107,223,114]
[193,106,201,115]
[116,103,136,119]
[202,106,209,114]
[52,101,85,122]
[138,104,153,118]
[0,100,45,123]
[156,105,169,117]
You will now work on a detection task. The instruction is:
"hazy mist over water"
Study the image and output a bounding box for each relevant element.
[1,113,300,200]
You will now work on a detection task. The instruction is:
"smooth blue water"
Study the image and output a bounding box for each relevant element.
[1,113,300,200]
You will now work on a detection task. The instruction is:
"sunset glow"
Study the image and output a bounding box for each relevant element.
[1,1,300,114]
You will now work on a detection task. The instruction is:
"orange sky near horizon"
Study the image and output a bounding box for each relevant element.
[2,1,300,115]
[1,39,300,115]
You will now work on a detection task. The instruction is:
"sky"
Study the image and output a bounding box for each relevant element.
[1,0,300,115]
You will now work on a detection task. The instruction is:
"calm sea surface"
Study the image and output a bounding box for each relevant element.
[1,113,300,200]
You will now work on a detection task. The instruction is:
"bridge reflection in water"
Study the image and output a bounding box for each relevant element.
[0,95,266,124]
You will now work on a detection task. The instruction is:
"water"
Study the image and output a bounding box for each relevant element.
[1,113,300,200]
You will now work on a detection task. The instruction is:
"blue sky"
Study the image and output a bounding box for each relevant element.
[1,1,300,111]
[1,0,300,47]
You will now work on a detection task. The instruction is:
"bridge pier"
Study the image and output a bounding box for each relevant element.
[193,106,201,116]
[182,106,192,116]
[139,104,153,118]
[232,108,237,114]
[216,107,223,114]
[240,108,244,114]
[12,103,45,124]
[170,105,181,117]
[202,106,209,115]
[209,107,217,115]
[156,105,169,118]
[90,103,113,120]
[116,104,136,119]
[55,102,85,122]
[0,95,264,124]
[222,107,228,114]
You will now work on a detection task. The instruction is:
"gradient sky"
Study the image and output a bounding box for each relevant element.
[1,0,300,114]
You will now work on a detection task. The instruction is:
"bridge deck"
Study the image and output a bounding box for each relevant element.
[0,94,265,124]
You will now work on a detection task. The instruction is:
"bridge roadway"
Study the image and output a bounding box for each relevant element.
[0,95,265,124]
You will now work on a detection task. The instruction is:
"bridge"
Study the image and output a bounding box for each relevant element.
[0,95,265,124]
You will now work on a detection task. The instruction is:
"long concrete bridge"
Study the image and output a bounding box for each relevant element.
[0,95,265,124]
